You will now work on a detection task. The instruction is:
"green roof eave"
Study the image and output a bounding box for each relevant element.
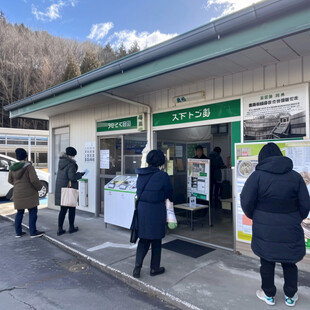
[10,7,310,118]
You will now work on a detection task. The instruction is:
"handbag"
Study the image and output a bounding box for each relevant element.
[130,201,139,243]
[129,173,156,243]
[61,181,79,207]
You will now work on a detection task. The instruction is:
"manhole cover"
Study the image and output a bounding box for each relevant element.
[68,263,89,272]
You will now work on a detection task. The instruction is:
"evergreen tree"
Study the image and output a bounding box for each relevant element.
[80,50,100,74]
[117,43,127,59]
[62,55,81,81]
[128,41,140,54]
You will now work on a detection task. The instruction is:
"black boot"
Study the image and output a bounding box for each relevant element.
[57,228,66,236]
[150,267,165,276]
[133,266,141,278]
[69,226,78,234]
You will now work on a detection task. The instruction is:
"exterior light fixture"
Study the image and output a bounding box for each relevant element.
[173,91,205,104]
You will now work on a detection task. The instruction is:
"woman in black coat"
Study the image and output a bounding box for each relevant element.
[240,143,310,307]
[133,149,173,278]
[55,147,84,235]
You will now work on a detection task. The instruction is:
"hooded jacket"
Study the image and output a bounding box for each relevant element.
[135,166,173,240]
[240,156,310,263]
[208,151,226,182]
[55,155,83,206]
[8,161,42,210]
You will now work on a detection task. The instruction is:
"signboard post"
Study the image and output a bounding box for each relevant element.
[187,158,210,202]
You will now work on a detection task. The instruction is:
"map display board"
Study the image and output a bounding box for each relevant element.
[187,158,210,201]
[235,140,310,254]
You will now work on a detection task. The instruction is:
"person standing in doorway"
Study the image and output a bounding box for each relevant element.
[208,147,227,208]
[193,145,208,159]
[240,143,310,307]
[8,148,45,238]
[133,149,174,278]
[55,147,84,235]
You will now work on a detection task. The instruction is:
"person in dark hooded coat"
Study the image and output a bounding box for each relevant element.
[8,148,45,238]
[55,147,84,235]
[133,149,173,279]
[240,143,310,307]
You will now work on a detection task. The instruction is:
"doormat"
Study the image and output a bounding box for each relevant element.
[162,239,215,258]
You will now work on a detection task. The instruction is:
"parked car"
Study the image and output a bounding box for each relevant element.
[0,154,49,199]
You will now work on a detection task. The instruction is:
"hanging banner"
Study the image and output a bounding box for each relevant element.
[235,140,310,254]
[187,158,210,201]
[243,84,308,141]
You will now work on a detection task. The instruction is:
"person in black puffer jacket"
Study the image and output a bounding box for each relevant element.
[241,143,310,307]
[55,147,84,236]
[133,150,173,279]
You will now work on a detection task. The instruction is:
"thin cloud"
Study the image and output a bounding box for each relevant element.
[87,22,114,41]
[32,0,77,22]
[205,0,263,19]
[107,29,178,50]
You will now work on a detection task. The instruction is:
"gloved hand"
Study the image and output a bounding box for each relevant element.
[168,222,178,230]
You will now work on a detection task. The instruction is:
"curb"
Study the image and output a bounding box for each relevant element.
[1,214,202,310]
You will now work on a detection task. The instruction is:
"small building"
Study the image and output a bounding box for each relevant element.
[0,128,48,168]
[5,0,310,262]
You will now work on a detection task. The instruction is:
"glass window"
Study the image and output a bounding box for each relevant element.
[124,133,147,175]
[35,137,48,145]
[7,136,28,145]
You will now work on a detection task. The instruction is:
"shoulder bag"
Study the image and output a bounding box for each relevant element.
[61,180,79,207]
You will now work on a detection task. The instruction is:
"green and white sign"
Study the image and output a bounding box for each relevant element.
[97,116,137,132]
[153,99,240,127]
[235,140,310,253]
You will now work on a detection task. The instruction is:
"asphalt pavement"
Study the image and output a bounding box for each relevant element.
[0,216,178,310]
[1,200,310,310]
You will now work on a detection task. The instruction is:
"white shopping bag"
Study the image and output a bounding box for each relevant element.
[61,187,79,207]
[166,199,177,223]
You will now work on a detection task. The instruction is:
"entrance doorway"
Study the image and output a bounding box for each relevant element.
[99,133,147,214]
[156,123,233,249]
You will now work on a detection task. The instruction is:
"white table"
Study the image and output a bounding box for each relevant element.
[174,203,212,230]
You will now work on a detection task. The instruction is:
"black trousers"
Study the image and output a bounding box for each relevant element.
[260,257,298,298]
[210,181,221,208]
[135,238,162,270]
[58,206,76,229]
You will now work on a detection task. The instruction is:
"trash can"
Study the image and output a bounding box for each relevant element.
[78,178,88,207]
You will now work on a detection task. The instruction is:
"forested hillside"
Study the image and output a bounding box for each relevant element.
[0,11,139,129]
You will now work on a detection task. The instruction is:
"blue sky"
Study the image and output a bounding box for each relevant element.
[2,1,262,50]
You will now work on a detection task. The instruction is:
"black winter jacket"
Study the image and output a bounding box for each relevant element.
[136,167,173,240]
[240,156,310,263]
[55,155,84,206]
[208,151,226,182]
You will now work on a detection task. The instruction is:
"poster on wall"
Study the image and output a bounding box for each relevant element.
[243,84,309,141]
[235,140,310,254]
[84,142,95,163]
[187,158,210,201]
[100,150,110,169]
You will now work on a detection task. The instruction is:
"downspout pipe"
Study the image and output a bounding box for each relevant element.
[100,92,152,150]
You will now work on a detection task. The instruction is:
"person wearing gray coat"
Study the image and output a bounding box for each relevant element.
[55,147,84,235]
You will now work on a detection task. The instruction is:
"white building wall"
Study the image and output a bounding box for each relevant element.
[134,56,309,113]
[49,56,310,213]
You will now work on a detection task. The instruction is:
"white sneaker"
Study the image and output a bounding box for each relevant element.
[256,289,275,306]
[285,294,298,307]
